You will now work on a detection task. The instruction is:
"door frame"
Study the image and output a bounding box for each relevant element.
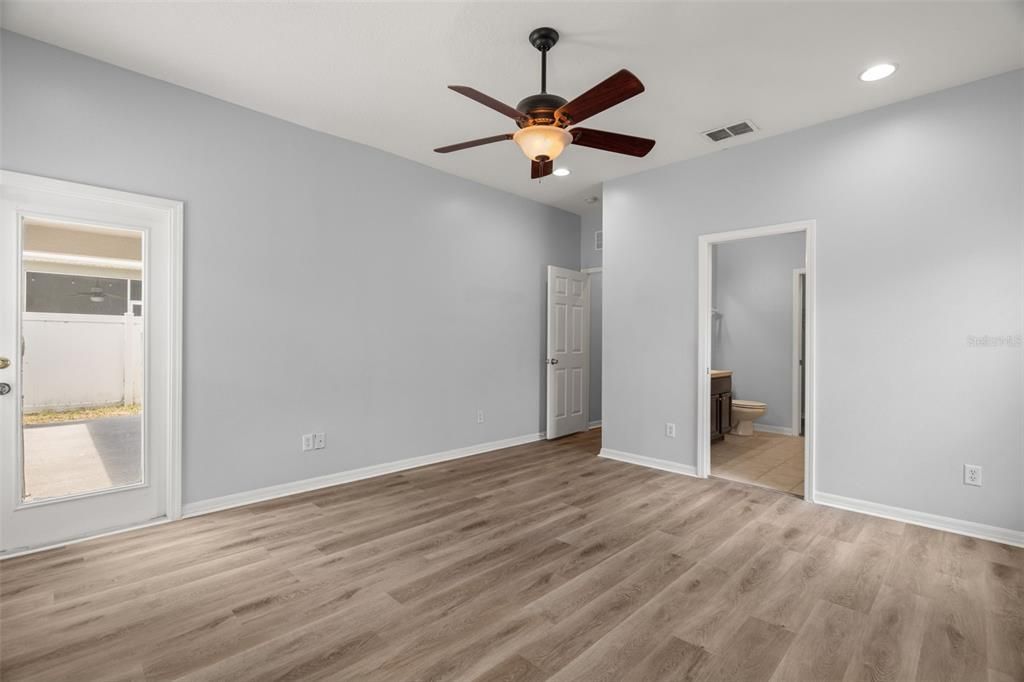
[0,171,183,554]
[581,266,601,430]
[792,268,806,437]
[695,219,816,502]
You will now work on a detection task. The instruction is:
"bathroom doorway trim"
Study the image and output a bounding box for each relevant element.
[696,219,817,502]
[792,267,806,438]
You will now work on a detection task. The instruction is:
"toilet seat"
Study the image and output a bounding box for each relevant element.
[732,399,766,409]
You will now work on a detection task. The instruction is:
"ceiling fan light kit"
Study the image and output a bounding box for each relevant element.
[512,125,572,162]
[435,26,656,179]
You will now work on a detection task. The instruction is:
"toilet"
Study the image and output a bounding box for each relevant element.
[731,399,767,436]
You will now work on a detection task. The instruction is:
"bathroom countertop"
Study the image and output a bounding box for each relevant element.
[710,369,733,378]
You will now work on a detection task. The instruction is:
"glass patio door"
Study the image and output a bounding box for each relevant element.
[0,173,181,555]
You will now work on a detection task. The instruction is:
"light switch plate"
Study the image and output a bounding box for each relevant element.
[314,432,325,449]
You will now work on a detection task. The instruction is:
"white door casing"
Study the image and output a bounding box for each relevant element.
[792,268,806,437]
[0,172,182,556]
[546,266,589,439]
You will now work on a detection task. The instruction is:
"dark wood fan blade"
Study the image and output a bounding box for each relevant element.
[449,86,525,121]
[434,133,513,154]
[555,69,645,126]
[531,158,553,179]
[570,128,656,157]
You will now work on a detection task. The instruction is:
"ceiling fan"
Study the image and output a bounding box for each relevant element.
[434,27,655,179]
[74,282,125,303]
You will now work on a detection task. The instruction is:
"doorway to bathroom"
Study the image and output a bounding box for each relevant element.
[696,220,816,500]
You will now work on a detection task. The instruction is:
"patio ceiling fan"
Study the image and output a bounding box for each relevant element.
[75,282,125,303]
[434,27,656,179]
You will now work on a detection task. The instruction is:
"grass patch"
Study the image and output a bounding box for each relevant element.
[24,403,141,426]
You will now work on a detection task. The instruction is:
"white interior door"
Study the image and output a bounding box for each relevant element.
[0,172,182,555]
[546,266,589,439]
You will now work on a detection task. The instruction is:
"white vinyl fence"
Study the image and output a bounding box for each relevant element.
[22,312,143,412]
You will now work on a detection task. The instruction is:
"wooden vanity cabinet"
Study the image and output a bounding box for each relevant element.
[710,375,732,442]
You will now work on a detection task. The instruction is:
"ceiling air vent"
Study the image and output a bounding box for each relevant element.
[595,231,603,251]
[703,120,758,143]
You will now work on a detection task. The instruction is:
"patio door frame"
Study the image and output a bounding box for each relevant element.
[0,171,183,556]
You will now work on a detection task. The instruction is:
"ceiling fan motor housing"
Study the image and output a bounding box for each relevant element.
[516,93,568,127]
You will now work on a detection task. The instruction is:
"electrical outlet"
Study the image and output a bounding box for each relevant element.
[665,423,676,438]
[477,410,485,424]
[314,432,325,450]
[301,434,314,452]
[963,464,982,487]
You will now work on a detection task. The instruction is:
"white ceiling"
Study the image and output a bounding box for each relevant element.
[4,1,1022,215]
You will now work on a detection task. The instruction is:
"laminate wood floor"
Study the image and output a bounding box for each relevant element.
[1,429,1021,681]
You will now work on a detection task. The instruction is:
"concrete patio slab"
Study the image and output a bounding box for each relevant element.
[22,414,142,501]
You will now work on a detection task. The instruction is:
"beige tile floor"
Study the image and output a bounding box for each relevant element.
[711,431,804,496]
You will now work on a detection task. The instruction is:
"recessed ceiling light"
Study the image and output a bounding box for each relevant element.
[552,168,571,177]
[859,63,897,82]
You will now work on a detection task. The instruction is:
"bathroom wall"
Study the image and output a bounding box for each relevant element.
[580,204,602,424]
[603,69,1023,534]
[712,232,806,431]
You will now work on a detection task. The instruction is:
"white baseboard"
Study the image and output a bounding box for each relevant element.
[754,424,795,436]
[815,491,1024,548]
[588,420,602,430]
[599,448,698,478]
[183,431,544,518]
[0,517,172,560]
[596,449,1022,548]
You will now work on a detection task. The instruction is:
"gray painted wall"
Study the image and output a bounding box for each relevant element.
[712,232,806,429]
[1,31,581,505]
[604,70,1023,531]
[580,207,603,270]
[581,206,602,423]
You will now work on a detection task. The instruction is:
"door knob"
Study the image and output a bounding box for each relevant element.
[0,383,10,395]
[547,358,559,365]
[0,357,8,369]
